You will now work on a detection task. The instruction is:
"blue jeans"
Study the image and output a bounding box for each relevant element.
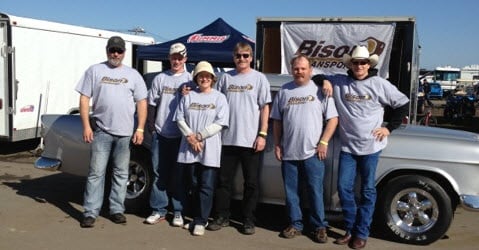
[149,133,184,216]
[83,130,131,218]
[281,155,327,231]
[337,151,381,240]
[183,163,217,226]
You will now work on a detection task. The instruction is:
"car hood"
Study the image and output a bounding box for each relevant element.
[395,125,479,142]
[384,125,479,164]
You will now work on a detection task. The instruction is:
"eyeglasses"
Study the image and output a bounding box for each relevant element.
[351,60,369,66]
[235,53,250,59]
[108,48,125,54]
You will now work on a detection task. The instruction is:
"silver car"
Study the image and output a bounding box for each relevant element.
[35,74,479,245]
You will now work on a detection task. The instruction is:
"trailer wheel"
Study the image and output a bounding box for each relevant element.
[375,175,452,245]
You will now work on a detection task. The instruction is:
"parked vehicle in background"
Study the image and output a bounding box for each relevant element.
[0,13,154,142]
[443,93,477,124]
[427,82,443,99]
[34,73,479,246]
[433,66,461,97]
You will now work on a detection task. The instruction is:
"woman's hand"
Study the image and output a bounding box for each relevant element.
[187,133,203,152]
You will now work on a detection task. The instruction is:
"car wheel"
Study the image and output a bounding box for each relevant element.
[124,149,152,211]
[375,175,452,245]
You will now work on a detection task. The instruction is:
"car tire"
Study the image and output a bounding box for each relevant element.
[375,175,453,245]
[124,148,153,212]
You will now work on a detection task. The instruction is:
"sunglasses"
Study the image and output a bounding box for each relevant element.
[108,47,125,54]
[235,53,250,59]
[351,60,369,66]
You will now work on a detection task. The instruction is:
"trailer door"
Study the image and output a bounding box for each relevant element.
[0,20,9,138]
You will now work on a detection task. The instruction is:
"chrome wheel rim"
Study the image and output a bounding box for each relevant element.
[126,161,147,199]
[390,188,439,233]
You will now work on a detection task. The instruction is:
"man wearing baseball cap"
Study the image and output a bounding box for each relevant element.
[145,43,192,227]
[106,36,126,54]
[77,36,147,228]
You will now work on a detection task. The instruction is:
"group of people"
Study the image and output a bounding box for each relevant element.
[75,37,271,238]
[75,36,409,249]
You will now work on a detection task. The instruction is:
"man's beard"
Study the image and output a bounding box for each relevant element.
[108,58,122,67]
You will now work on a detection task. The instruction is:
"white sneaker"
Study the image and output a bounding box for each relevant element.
[144,213,165,225]
[172,214,184,227]
[183,222,192,230]
[193,224,206,236]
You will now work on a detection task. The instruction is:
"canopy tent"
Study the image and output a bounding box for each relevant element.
[136,18,255,68]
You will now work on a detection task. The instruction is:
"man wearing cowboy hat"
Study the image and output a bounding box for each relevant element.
[313,45,409,249]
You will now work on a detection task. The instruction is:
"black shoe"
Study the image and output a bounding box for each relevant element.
[206,216,230,231]
[80,216,96,228]
[110,213,127,224]
[242,219,255,235]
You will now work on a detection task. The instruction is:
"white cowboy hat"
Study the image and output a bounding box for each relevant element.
[342,45,379,68]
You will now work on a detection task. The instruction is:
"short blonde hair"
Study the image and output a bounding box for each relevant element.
[233,42,253,55]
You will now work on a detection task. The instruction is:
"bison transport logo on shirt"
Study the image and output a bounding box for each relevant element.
[161,86,178,95]
[101,76,128,85]
[345,93,372,102]
[287,95,315,106]
[188,103,216,110]
[227,84,254,93]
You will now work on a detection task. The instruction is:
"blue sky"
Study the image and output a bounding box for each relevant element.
[2,0,478,69]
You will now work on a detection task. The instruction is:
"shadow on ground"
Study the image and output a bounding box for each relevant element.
[0,138,41,155]
[2,172,85,222]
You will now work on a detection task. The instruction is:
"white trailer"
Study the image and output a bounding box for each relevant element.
[0,13,154,142]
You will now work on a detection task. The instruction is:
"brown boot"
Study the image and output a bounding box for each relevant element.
[350,237,367,249]
[333,233,352,245]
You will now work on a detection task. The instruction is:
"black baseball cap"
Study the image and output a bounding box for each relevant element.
[106,36,126,50]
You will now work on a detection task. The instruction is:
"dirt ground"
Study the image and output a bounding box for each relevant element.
[2,152,479,250]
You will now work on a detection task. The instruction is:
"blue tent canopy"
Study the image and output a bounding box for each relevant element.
[136,18,255,67]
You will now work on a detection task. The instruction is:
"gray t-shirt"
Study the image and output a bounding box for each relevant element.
[216,69,271,148]
[148,71,192,138]
[271,80,338,161]
[326,74,409,155]
[174,89,229,167]
[75,62,147,136]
